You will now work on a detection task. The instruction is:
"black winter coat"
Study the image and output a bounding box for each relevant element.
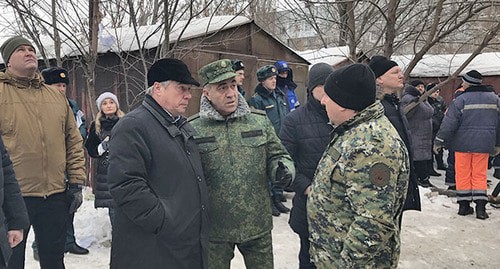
[279,95,332,233]
[85,116,120,208]
[0,136,29,267]
[381,94,421,211]
[107,95,209,269]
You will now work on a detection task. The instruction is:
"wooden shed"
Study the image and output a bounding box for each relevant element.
[36,16,310,118]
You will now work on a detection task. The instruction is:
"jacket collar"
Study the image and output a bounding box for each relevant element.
[0,71,44,89]
[332,101,384,136]
[142,95,193,139]
[254,83,285,98]
[199,93,251,121]
[464,85,494,93]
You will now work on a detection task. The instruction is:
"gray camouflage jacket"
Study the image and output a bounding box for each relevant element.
[307,101,409,268]
[189,94,295,242]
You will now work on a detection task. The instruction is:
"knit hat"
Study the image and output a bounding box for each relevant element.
[410,79,424,87]
[368,55,398,78]
[462,70,482,85]
[96,92,119,110]
[324,63,376,111]
[231,59,245,71]
[41,67,69,85]
[199,59,237,86]
[274,60,290,73]
[257,65,277,82]
[147,58,200,87]
[0,36,35,63]
[308,63,334,92]
[426,83,437,91]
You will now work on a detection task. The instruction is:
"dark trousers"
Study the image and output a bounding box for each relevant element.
[413,160,431,181]
[9,193,68,269]
[297,230,316,269]
[445,149,456,186]
[32,212,77,253]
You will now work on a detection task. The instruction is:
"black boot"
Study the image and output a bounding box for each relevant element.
[274,196,290,213]
[271,202,280,217]
[429,169,441,177]
[475,200,489,220]
[66,243,90,255]
[458,201,474,216]
[418,177,432,188]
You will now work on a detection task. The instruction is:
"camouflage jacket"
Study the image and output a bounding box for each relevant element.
[307,101,409,269]
[189,94,295,243]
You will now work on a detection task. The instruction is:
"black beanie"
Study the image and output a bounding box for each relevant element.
[369,55,398,78]
[410,79,424,87]
[462,70,482,85]
[308,63,334,92]
[324,64,376,111]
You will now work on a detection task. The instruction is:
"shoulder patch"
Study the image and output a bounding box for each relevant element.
[369,163,391,187]
[187,113,200,122]
[250,108,267,116]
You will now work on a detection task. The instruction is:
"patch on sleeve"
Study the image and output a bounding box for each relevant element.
[369,163,391,187]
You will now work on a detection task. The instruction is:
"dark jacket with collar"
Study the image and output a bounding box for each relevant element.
[0,136,29,267]
[248,84,289,134]
[381,93,421,211]
[400,85,434,161]
[85,116,120,208]
[279,94,332,233]
[107,95,209,269]
[436,85,500,154]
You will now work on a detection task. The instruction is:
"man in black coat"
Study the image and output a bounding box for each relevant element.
[0,136,29,269]
[369,55,421,212]
[107,58,209,269]
[279,63,334,269]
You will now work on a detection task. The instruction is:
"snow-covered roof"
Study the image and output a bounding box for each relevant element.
[393,53,500,77]
[298,46,351,67]
[0,16,252,64]
[298,46,500,76]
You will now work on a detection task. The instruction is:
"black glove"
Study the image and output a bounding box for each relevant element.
[67,183,83,214]
[275,161,292,188]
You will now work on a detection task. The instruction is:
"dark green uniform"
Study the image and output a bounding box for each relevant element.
[307,101,409,268]
[189,94,294,269]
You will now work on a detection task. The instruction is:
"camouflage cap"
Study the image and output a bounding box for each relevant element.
[198,59,237,86]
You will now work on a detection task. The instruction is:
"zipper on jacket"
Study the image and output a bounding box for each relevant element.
[225,120,234,166]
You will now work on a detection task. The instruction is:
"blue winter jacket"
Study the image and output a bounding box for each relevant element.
[435,85,500,154]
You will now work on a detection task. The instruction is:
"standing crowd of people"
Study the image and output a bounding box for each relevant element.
[0,34,498,269]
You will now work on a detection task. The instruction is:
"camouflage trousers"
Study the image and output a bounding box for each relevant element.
[208,231,273,269]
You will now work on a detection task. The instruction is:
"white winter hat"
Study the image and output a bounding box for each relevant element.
[96,92,119,110]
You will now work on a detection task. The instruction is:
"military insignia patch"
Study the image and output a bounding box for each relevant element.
[369,163,391,187]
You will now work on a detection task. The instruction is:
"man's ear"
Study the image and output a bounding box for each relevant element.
[202,87,211,101]
[376,77,383,86]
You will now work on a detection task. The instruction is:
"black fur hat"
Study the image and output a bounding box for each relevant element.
[41,67,69,85]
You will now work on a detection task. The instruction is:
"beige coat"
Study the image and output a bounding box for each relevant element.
[0,71,85,197]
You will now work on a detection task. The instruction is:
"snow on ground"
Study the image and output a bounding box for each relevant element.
[23,160,500,269]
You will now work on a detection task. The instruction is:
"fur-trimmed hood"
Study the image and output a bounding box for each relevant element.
[199,93,251,121]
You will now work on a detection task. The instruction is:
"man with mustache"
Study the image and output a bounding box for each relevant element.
[189,59,295,269]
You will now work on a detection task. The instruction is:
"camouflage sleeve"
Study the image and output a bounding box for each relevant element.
[339,146,406,267]
[263,116,295,184]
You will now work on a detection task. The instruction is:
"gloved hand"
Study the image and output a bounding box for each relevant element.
[67,183,83,214]
[97,136,110,156]
[433,144,442,155]
[491,146,500,157]
[275,161,293,188]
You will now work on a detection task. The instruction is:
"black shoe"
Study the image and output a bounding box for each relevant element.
[33,250,39,261]
[66,244,89,255]
[476,210,489,220]
[418,179,431,188]
[437,165,448,170]
[271,203,280,217]
[475,200,489,220]
[274,200,290,213]
[280,195,287,203]
[429,170,441,177]
[447,185,456,191]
